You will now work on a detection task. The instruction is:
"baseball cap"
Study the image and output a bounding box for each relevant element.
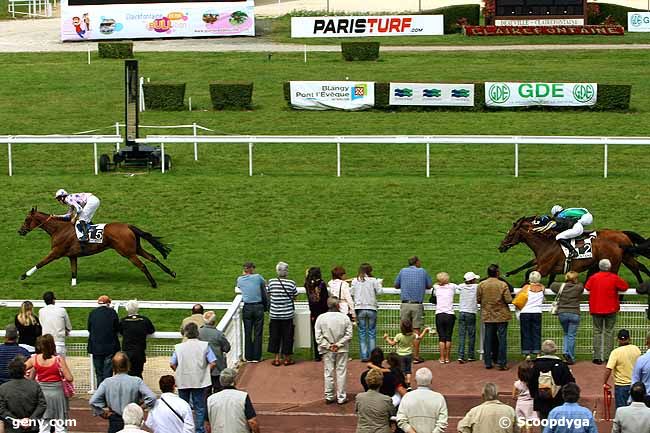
[97,295,111,305]
[617,329,630,340]
[5,325,18,339]
[463,271,480,282]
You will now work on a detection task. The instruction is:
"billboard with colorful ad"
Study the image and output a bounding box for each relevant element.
[61,0,254,41]
[289,81,375,111]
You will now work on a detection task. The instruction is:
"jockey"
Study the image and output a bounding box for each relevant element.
[549,205,594,258]
[54,189,101,242]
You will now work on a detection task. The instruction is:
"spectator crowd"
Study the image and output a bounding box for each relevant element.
[0,255,647,433]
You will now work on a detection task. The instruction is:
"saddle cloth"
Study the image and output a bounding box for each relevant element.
[560,232,597,259]
[75,223,106,244]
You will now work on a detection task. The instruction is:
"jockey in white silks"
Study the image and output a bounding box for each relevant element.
[54,189,101,242]
[536,205,593,258]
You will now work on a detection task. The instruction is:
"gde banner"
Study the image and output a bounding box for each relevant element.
[628,12,650,32]
[390,83,475,107]
[289,81,375,111]
[485,82,597,107]
[291,15,443,38]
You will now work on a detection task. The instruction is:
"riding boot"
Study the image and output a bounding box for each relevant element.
[559,239,578,259]
[79,221,89,242]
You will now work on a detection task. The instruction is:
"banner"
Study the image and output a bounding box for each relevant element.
[485,83,598,107]
[494,18,584,26]
[628,12,650,32]
[389,83,474,107]
[291,15,443,38]
[289,81,375,111]
[464,25,624,36]
[61,0,254,41]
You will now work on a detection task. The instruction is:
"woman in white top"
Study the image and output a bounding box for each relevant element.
[351,263,383,362]
[327,266,356,322]
[433,272,457,364]
[518,271,545,358]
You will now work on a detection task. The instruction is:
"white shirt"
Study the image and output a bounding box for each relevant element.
[38,304,72,343]
[145,392,194,433]
[457,283,478,314]
[116,426,149,433]
[327,279,355,318]
[521,289,544,314]
[434,283,458,315]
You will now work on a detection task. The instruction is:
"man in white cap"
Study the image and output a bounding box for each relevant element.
[457,271,480,363]
[54,189,101,242]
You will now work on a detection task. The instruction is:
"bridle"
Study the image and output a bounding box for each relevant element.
[29,214,54,232]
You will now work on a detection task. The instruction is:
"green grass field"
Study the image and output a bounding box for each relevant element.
[1,50,649,333]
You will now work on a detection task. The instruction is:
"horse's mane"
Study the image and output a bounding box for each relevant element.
[514,215,557,240]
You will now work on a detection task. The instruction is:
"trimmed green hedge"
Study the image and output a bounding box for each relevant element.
[588,2,645,29]
[422,4,481,34]
[209,81,254,110]
[286,82,631,111]
[98,42,133,59]
[341,42,380,61]
[142,83,186,111]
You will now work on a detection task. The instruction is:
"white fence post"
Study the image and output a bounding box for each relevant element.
[7,142,12,177]
[88,354,96,393]
[603,139,608,178]
[161,143,165,174]
[514,141,519,178]
[248,143,253,176]
[193,123,198,161]
[426,143,430,178]
[336,142,341,177]
[93,142,98,175]
[115,122,120,151]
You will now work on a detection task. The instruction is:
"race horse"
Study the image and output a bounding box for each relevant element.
[498,216,650,281]
[18,208,176,287]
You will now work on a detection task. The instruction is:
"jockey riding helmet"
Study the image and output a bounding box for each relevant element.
[55,189,68,199]
[551,205,564,216]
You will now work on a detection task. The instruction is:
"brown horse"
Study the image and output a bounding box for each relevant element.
[498,216,631,278]
[18,208,175,287]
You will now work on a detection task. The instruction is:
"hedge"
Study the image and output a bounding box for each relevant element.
[285,82,631,111]
[142,83,186,111]
[588,2,646,29]
[422,4,481,34]
[98,42,133,59]
[341,42,380,61]
[209,81,254,110]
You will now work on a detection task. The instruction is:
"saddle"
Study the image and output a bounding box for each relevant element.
[559,232,597,260]
[74,222,106,244]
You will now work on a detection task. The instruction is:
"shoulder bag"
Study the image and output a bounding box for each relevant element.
[512,284,530,310]
[56,356,75,398]
[161,396,185,423]
[550,283,566,316]
[277,278,296,312]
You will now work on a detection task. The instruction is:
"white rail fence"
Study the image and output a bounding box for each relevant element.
[4,134,650,177]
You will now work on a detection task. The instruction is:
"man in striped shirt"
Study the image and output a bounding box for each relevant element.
[267,262,298,366]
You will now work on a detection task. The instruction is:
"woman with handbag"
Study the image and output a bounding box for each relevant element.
[25,334,74,433]
[514,271,545,360]
[267,261,298,367]
[549,271,583,365]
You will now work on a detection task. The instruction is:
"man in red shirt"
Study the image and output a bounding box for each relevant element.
[585,258,629,365]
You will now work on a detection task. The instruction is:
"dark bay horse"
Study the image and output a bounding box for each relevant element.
[18,208,176,287]
[500,216,650,283]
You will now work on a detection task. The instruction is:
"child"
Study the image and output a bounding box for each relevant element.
[433,272,457,364]
[384,319,431,386]
[512,361,537,432]
[457,271,479,363]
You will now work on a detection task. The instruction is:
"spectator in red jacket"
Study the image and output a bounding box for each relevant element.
[585,259,629,365]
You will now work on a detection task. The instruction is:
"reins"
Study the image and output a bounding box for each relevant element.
[31,214,54,232]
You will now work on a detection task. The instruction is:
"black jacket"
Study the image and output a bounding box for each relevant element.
[529,355,576,418]
[0,378,47,433]
[87,306,121,356]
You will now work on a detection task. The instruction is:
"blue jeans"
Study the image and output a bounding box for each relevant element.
[615,385,631,408]
[519,313,542,355]
[179,387,209,433]
[458,312,476,360]
[356,309,377,361]
[484,322,508,368]
[92,353,114,386]
[558,312,580,360]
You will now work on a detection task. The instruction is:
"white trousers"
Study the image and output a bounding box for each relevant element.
[556,213,593,240]
[55,341,67,357]
[323,351,348,403]
[79,195,100,223]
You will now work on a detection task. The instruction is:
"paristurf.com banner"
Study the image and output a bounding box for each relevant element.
[390,83,475,107]
[485,82,597,107]
[289,81,375,111]
[628,12,650,32]
[291,15,443,38]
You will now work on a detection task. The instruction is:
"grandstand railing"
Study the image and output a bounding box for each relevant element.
[140,134,650,178]
[1,291,647,393]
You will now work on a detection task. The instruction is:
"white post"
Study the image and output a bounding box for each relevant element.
[248,143,253,176]
[115,122,120,151]
[193,123,198,161]
[603,139,607,179]
[93,142,98,175]
[514,142,519,178]
[426,143,430,178]
[87,44,91,65]
[89,354,96,392]
[304,44,307,63]
[139,77,145,112]
[8,142,12,177]
[337,142,341,177]
[189,97,192,112]
[161,143,165,174]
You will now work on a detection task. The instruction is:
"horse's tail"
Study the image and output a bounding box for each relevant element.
[129,225,171,259]
[623,230,646,245]
[624,239,650,260]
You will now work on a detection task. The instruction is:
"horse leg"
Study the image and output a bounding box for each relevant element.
[126,255,157,288]
[506,259,537,277]
[548,273,557,285]
[622,255,643,284]
[20,250,62,280]
[69,256,78,287]
[137,246,176,278]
